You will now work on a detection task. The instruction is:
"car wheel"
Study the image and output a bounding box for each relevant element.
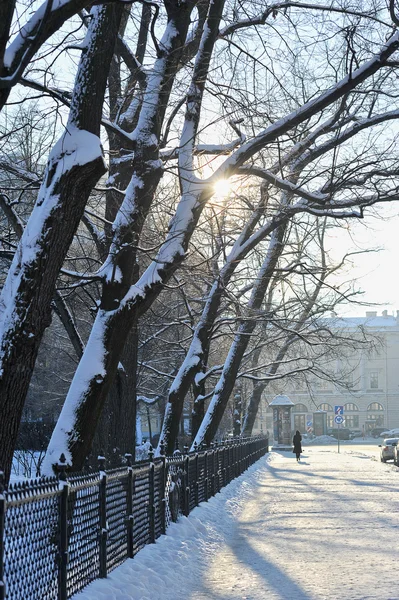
[381,456,386,462]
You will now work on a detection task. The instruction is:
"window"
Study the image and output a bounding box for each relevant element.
[292,403,308,413]
[345,415,359,428]
[318,403,333,411]
[327,415,335,428]
[367,402,384,412]
[369,372,379,389]
[344,403,359,412]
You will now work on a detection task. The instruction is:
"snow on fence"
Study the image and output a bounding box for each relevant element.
[0,436,268,600]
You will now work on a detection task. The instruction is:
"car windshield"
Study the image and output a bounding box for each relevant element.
[383,438,399,445]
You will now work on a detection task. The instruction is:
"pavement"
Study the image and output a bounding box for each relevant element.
[75,444,399,600]
[189,446,399,600]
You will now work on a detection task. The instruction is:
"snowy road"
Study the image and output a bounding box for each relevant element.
[75,446,399,600]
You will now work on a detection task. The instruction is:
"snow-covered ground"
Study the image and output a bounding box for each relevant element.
[73,445,399,600]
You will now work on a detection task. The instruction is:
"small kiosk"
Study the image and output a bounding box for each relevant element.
[270,394,295,451]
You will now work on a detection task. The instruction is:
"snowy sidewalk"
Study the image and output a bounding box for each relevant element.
[75,447,399,600]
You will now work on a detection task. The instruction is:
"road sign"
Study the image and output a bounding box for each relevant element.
[334,405,344,415]
[334,415,344,424]
[307,420,313,427]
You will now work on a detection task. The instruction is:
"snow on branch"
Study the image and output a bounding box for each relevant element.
[219,2,390,39]
[238,166,329,203]
[213,30,399,179]
[2,0,90,89]
[137,395,162,405]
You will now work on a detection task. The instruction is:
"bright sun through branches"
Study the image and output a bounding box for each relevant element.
[212,178,231,200]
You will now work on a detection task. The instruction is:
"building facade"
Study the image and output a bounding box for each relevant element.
[256,311,399,436]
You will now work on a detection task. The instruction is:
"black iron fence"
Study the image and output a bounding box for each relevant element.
[0,436,268,600]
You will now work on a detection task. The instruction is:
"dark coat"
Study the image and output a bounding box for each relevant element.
[293,432,302,454]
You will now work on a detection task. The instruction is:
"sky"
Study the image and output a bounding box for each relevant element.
[328,204,399,317]
[72,442,399,600]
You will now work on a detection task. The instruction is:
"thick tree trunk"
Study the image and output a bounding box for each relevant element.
[91,324,138,465]
[159,203,271,455]
[192,221,288,449]
[233,388,242,437]
[43,1,201,473]
[242,383,265,436]
[190,346,209,442]
[242,224,328,436]
[0,4,124,484]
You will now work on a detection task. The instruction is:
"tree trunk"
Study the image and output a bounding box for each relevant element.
[0,4,124,484]
[192,221,288,449]
[242,222,329,436]
[43,1,201,473]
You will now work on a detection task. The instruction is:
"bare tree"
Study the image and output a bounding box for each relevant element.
[1,0,399,482]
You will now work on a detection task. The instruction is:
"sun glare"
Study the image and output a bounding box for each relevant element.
[212,178,230,200]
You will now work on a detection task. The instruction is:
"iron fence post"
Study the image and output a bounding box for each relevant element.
[193,443,199,507]
[210,443,216,497]
[215,443,220,493]
[0,471,5,600]
[125,454,134,559]
[57,454,69,600]
[234,441,238,478]
[148,446,155,543]
[183,446,190,517]
[98,456,108,578]
[221,444,225,488]
[159,441,167,535]
[204,449,208,501]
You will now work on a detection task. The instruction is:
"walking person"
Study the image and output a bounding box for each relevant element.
[293,430,302,462]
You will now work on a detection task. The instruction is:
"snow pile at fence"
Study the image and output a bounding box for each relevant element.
[73,454,273,600]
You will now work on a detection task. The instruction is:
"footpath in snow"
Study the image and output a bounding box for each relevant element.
[74,447,399,600]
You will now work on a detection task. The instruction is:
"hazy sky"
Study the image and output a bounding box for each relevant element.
[334,204,399,317]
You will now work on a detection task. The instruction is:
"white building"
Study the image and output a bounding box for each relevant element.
[259,310,399,435]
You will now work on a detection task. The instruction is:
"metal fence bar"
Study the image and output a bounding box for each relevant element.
[183,447,190,517]
[148,446,155,544]
[194,447,199,507]
[159,442,167,536]
[125,454,134,559]
[98,457,108,579]
[204,450,208,502]
[0,471,5,600]
[58,455,69,600]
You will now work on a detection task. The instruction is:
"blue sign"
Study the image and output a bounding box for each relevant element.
[334,415,344,425]
[307,420,313,427]
[334,405,344,415]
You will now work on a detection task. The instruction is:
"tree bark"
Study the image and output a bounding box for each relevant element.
[0,4,124,484]
[192,220,288,448]
[43,0,201,473]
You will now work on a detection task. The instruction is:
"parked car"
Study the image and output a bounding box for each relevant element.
[349,429,363,439]
[380,428,399,438]
[327,428,351,440]
[379,438,399,462]
[371,427,388,438]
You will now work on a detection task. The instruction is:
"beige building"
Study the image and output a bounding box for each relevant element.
[257,311,399,436]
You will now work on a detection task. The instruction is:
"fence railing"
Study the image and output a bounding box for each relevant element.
[0,436,268,600]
